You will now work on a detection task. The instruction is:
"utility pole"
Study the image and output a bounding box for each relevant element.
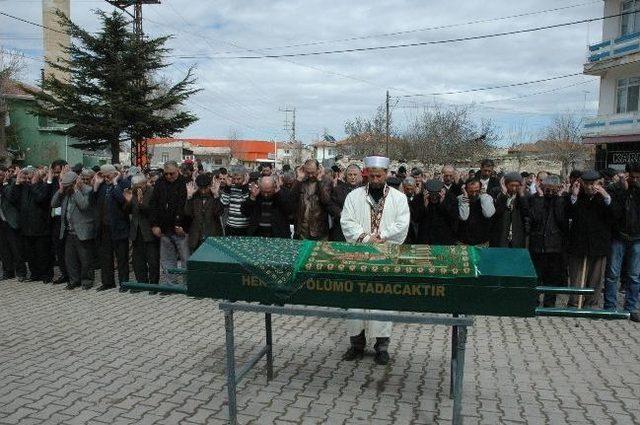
[106,0,160,167]
[280,106,298,163]
[385,90,390,157]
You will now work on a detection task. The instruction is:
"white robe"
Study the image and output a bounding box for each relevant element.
[340,186,410,339]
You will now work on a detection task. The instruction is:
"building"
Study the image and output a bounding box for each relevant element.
[583,0,640,169]
[2,81,84,165]
[311,135,338,166]
[43,0,71,82]
[277,141,312,167]
[147,138,278,169]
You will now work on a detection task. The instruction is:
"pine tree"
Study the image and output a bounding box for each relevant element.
[29,10,199,164]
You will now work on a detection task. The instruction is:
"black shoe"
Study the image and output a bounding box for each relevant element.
[65,283,81,290]
[0,273,15,281]
[82,284,93,290]
[17,276,26,282]
[53,276,69,285]
[630,312,640,323]
[374,351,390,365]
[148,291,157,295]
[342,346,364,361]
[118,287,129,293]
[42,278,53,284]
[96,285,115,291]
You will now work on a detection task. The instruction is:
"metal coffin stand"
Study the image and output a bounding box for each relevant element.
[219,302,474,425]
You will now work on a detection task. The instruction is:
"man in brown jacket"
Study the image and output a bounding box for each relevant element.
[290,159,332,240]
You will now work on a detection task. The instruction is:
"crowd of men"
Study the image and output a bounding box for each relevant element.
[0,157,639,322]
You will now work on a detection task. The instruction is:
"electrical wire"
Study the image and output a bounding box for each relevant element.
[206,1,600,55]
[179,11,633,60]
[0,10,65,34]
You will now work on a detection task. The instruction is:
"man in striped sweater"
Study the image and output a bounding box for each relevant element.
[220,166,251,236]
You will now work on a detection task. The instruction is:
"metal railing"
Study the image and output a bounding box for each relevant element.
[587,31,640,63]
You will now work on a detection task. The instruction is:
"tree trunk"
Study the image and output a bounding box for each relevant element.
[111,138,120,164]
[0,108,7,165]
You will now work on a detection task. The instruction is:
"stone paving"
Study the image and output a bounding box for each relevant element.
[1,279,640,424]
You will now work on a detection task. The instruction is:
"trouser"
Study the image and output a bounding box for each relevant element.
[346,309,392,352]
[159,234,190,284]
[225,226,248,237]
[98,232,129,288]
[4,225,25,278]
[604,238,640,312]
[132,236,160,284]
[22,235,53,281]
[51,216,67,279]
[65,234,94,287]
[349,330,390,353]
[530,252,566,307]
[0,220,15,277]
[568,255,606,308]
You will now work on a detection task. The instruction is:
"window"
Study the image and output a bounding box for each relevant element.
[214,156,223,165]
[616,77,640,113]
[161,152,169,163]
[621,1,640,36]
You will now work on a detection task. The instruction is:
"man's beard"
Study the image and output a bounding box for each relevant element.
[369,181,384,189]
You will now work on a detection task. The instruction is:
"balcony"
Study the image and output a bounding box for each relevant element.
[583,112,640,137]
[584,32,640,75]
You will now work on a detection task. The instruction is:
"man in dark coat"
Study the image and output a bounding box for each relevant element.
[47,159,69,284]
[475,159,501,198]
[184,173,223,251]
[457,179,495,245]
[93,164,130,291]
[241,176,291,238]
[0,166,25,281]
[150,161,190,284]
[603,162,640,321]
[328,164,362,241]
[528,175,569,307]
[566,170,612,308]
[490,172,529,248]
[411,179,458,245]
[125,175,160,286]
[9,167,53,283]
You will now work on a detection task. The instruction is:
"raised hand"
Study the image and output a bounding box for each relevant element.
[186,181,197,199]
[210,178,220,197]
[571,180,580,197]
[500,176,507,195]
[152,226,162,238]
[123,188,133,203]
[249,182,260,200]
[536,185,544,197]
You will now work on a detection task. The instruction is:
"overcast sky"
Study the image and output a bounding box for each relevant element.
[2,0,604,145]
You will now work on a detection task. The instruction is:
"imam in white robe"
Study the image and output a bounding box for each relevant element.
[340,185,410,339]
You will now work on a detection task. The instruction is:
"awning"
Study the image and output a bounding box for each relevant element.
[583,133,640,145]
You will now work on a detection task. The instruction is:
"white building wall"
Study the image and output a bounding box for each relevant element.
[602,0,622,41]
[598,62,640,115]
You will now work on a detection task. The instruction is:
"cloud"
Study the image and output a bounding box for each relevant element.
[2,0,603,145]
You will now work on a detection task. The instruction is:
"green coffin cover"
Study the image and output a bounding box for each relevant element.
[187,237,539,317]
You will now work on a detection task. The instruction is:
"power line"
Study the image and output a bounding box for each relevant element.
[397,73,585,98]
[180,11,633,60]
[0,10,65,34]
[206,1,599,55]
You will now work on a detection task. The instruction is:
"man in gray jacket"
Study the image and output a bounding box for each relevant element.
[0,166,24,281]
[51,172,96,290]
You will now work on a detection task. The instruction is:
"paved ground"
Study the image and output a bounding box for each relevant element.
[2,280,640,425]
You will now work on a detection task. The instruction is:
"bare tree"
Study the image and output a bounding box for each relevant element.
[402,104,497,165]
[539,114,591,177]
[342,105,387,157]
[0,50,25,163]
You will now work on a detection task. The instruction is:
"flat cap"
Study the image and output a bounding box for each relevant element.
[386,176,401,188]
[100,164,116,174]
[195,173,212,188]
[542,175,561,186]
[425,179,444,192]
[581,170,601,181]
[61,171,78,187]
[504,172,523,184]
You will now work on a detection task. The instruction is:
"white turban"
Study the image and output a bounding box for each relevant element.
[363,156,390,169]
